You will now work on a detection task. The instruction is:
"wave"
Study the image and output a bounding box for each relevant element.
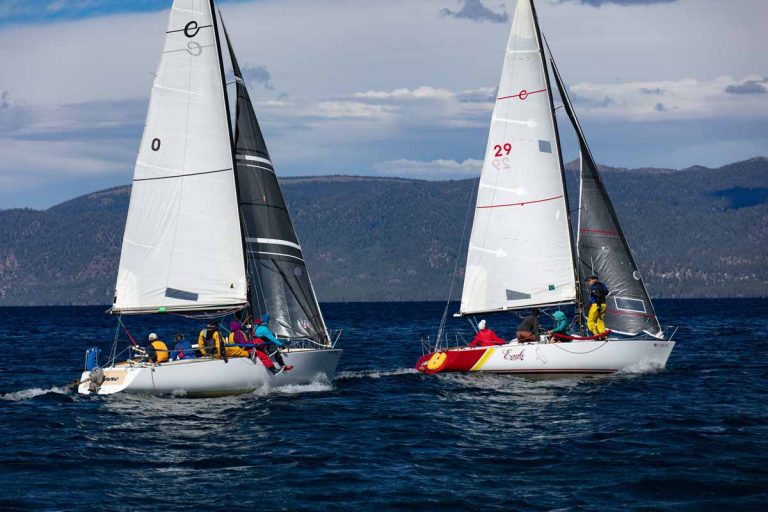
[336,368,418,380]
[616,359,665,375]
[1,386,70,401]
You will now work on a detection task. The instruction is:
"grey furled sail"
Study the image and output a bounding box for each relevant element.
[549,53,661,336]
[222,22,329,344]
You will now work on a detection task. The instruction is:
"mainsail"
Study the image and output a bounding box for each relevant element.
[222,24,329,344]
[549,55,662,336]
[460,0,577,315]
[113,0,247,314]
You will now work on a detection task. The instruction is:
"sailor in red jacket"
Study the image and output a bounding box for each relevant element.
[469,320,507,347]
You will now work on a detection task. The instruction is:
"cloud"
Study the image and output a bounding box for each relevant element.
[568,76,768,121]
[241,65,274,90]
[374,158,483,180]
[725,78,768,95]
[440,0,508,23]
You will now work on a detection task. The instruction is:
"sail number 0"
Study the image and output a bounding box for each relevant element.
[492,142,512,170]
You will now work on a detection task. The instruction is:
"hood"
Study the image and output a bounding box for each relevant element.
[261,314,271,324]
[553,311,566,321]
[229,320,241,331]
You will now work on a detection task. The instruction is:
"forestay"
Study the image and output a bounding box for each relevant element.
[549,55,662,336]
[460,0,577,315]
[113,0,247,314]
[223,24,329,344]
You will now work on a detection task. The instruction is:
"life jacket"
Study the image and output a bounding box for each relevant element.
[149,340,169,363]
[198,329,221,357]
[226,331,251,357]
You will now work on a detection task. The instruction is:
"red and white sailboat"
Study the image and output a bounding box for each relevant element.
[417,0,675,376]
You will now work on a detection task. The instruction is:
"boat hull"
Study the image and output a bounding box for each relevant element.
[78,348,342,397]
[416,339,674,376]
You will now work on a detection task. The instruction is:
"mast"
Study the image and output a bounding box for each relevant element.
[529,0,584,334]
[210,0,252,314]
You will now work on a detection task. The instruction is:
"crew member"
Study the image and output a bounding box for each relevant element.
[170,334,195,360]
[585,276,609,337]
[146,333,169,363]
[226,321,251,358]
[255,314,293,373]
[516,309,540,343]
[547,311,570,342]
[198,322,222,358]
[469,319,507,347]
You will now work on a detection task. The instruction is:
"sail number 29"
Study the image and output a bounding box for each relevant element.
[494,143,512,157]
[491,142,512,170]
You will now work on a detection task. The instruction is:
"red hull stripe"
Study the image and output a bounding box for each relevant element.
[580,228,622,236]
[497,88,547,101]
[477,195,563,209]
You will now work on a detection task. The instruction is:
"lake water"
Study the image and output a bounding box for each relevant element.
[1,299,767,511]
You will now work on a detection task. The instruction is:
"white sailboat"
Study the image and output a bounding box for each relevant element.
[77,0,341,396]
[416,0,675,376]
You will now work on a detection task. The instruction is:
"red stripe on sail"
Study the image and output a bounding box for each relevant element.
[497,88,547,101]
[606,309,657,319]
[477,195,563,209]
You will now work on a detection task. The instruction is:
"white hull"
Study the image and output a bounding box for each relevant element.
[79,348,342,397]
[418,338,674,375]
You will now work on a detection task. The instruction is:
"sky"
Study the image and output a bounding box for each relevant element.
[0,0,766,208]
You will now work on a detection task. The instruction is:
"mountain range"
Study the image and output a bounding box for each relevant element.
[0,157,766,305]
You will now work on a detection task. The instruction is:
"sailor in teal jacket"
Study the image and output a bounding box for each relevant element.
[254,314,282,347]
[548,311,570,341]
[254,314,293,373]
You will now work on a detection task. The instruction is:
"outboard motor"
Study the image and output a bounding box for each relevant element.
[85,347,101,371]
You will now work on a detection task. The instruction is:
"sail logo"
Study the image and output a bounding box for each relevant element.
[503,349,526,361]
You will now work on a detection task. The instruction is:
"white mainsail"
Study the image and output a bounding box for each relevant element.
[113,0,247,314]
[460,0,577,315]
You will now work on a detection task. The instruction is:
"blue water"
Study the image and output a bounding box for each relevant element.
[1,299,767,511]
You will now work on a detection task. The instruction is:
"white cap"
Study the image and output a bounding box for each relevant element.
[478,319,486,330]
[148,333,158,341]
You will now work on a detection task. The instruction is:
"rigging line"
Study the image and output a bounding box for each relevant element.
[551,340,608,355]
[436,178,478,348]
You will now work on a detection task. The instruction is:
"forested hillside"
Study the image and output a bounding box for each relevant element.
[0,158,766,305]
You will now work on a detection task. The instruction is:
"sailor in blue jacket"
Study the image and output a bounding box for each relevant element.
[254,314,293,373]
[585,276,609,337]
[170,334,196,360]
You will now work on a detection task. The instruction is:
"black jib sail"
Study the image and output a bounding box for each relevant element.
[549,53,662,336]
[222,23,329,344]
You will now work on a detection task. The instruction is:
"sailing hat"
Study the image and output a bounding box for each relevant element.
[229,320,241,331]
[261,314,271,324]
[478,319,487,330]
[148,333,158,341]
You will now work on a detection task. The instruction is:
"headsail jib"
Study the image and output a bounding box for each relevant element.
[112,0,248,315]
[459,0,578,316]
[548,44,662,336]
[221,19,330,345]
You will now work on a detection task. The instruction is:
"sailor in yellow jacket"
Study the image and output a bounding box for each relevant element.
[226,320,251,358]
[146,333,169,363]
[198,321,222,358]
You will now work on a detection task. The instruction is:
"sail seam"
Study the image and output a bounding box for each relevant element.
[477,195,563,209]
[133,168,232,182]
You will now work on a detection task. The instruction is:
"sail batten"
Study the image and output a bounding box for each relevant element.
[112,0,247,315]
[459,0,577,316]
